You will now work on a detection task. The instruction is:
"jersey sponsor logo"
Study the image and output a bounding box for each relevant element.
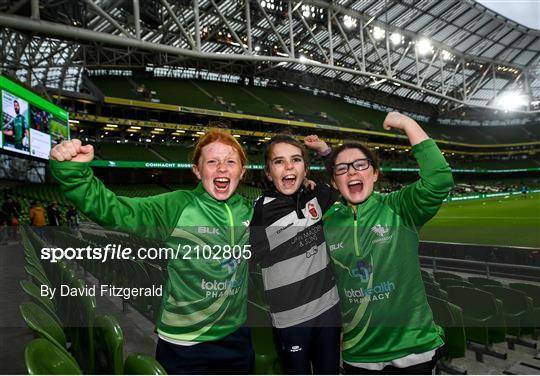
[201,277,244,298]
[276,222,294,234]
[351,261,372,282]
[290,345,302,352]
[305,245,318,258]
[307,202,319,220]
[370,224,393,244]
[198,226,220,235]
[344,281,396,303]
[221,257,241,273]
[329,242,343,252]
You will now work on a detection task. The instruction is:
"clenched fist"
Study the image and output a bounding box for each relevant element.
[50,139,94,162]
[304,134,329,154]
[382,112,414,131]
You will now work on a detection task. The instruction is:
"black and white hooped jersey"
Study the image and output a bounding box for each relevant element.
[249,184,340,328]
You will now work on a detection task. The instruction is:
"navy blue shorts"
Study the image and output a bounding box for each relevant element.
[155,326,255,374]
[273,304,341,374]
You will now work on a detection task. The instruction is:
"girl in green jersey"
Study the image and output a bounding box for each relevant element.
[50,130,254,374]
[323,112,453,374]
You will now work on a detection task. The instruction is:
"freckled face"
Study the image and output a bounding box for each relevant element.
[192,141,245,200]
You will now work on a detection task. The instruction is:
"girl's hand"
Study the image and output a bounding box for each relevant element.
[303,179,317,190]
[383,112,429,146]
[304,135,330,155]
[383,112,412,131]
[50,139,94,162]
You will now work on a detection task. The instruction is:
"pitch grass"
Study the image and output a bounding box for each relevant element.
[420,193,540,248]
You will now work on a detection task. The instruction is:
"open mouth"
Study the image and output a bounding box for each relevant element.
[282,174,297,190]
[348,180,364,194]
[214,177,230,192]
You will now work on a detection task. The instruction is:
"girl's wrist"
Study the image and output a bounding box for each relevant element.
[318,147,332,157]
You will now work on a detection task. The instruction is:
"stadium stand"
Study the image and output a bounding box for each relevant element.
[90,77,539,144]
[95,143,164,162]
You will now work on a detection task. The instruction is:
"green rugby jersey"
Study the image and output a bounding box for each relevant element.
[13,115,26,143]
[50,160,253,342]
[323,139,453,364]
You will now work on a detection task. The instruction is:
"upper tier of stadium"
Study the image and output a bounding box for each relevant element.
[86,75,539,146]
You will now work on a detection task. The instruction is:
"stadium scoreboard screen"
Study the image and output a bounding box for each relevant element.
[0,74,69,160]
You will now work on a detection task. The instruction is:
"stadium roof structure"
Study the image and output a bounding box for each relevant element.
[1,0,539,117]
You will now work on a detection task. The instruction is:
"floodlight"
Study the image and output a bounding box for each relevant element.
[416,39,432,55]
[441,50,453,61]
[495,92,529,111]
[373,26,385,40]
[302,5,311,18]
[390,32,402,46]
[343,15,357,29]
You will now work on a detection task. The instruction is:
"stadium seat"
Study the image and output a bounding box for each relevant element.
[509,283,540,335]
[25,264,51,288]
[478,285,537,350]
[426,295,467,374]
[20,280,62,326]
[421,270,434,283]
[20,302,67,351]
[438,278,474,291]
[434,271,462,282]
[94,315,124,374]
[24,254,46,276]
[123,353,167,375]
[446,286,508,362]
[249,302,281,375]
[25,338,81,375]
[468,277,503,287]
[68,278,97,374]
[423,281,449,300]
[142,261,167,320]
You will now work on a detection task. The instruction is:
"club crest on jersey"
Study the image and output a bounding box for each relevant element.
[370,224,393,244]
[371,224,388,237]
[307,202,319,220]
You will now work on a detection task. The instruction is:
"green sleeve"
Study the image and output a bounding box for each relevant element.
[50,160,186,240]
[383,139,454,228]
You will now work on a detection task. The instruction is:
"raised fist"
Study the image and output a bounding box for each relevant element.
[304,135,329,154]
[382,112,412,131]
[50,139,94,162]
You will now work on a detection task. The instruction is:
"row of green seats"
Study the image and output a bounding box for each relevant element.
[20,226,167,375]
[422,270,539,364]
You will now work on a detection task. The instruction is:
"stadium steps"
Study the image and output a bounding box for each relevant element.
[147,147,168,162]
[88,77,141,100]
[150,144,191,162]
[95,143,162,162]
[191,80,277,115]
[134,78,224,110]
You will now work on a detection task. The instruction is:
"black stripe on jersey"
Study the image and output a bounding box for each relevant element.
[264,264,336,313]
